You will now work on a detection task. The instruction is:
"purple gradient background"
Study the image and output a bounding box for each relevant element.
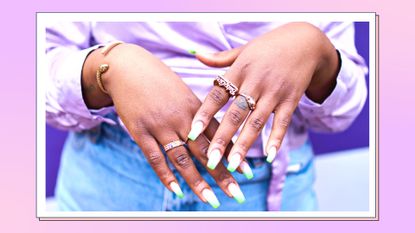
[45,22,369,197]
[0,0,412,232]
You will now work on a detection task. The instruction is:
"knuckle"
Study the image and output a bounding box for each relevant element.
[208,88,228,106]
[215,137,227,147]
[174,153,192,169]
[249,116,266,132]
[227,109,244,126]
[279,116,291,129]
[236,141,249,153]
[215,172,231,183]
[147,151,164,168]
[192,178,204,190]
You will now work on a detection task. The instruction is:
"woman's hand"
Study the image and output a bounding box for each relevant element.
[81,43,248,208]
[188,22,340,171]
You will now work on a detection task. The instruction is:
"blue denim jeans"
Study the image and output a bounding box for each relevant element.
[55,119,317,211]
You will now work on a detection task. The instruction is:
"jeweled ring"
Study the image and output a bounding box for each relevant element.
[238,93,256,110]
[163,140,186,152]
[214,75,239,97]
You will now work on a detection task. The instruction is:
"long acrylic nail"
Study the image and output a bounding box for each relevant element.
[266,146,278,163]
[227,153,241,172]
[187,121,204,141]
[207,149,221,170]
[169,181,184,199]
[202,189,220,208]
[240,161,254,180]
[228,183,246,204]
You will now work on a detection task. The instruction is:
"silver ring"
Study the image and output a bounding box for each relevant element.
[213,75,239,97]
[163,140,186,152]
[238,93,256,110]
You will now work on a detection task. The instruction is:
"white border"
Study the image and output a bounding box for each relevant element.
[36,12,377,218]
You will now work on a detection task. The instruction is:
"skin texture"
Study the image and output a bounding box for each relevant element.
[189,22,340,171]
[81,43,244,205]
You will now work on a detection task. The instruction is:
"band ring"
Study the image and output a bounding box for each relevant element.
[213,75,239,97]
[238,93,257,110]
[163,140,186,152]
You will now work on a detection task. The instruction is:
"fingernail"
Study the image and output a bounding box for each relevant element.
[188,49,197,55]
[240,161,254,180]
[207,149,221,170]
[266,146,278,163]
[187,121,204,141]
[228,183,246,204]
[227,153,241,172]
[169,181,184,199]
[202,189,220,208]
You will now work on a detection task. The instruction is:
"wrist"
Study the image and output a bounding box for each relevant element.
[306,35,341,104]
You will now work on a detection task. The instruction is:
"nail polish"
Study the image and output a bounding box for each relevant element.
[169,181,184,199]
[227,153,241,172]
[240,161,254,180]
[202,189,220,208]
[228,183,246,204]
[207,149,221,170]
[266,146,278,163]
[187,121,204,141]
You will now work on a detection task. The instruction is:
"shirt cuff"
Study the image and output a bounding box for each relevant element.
[54,45,116,130]
[298,50,348,116]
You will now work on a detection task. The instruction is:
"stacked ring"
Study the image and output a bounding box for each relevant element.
[163,140,186,152]
[214,75,239,97]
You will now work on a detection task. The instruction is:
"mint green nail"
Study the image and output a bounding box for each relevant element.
[227,153,241,172]
[188,49,197,55]
[202,189,220,208]
[228,183,246,204]
[207,149,221,170]
[170,182,184,199]
[187,121,203,141]
[240,161,254,180]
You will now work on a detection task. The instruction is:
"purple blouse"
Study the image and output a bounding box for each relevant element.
[45,21,367,210]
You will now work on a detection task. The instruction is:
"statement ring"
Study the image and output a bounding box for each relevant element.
[214,75,239,97]
[238,93,256,110]
[163,140,186,152]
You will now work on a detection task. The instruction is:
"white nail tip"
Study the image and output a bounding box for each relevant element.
[169,182,184,197]
[266,146,278,163]
[207,149,222,169]
[202,189,220,208]
[188,121,204,140]
[227,153,241,171]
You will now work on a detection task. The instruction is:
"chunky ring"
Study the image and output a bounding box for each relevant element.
[163,140,186,152]
[238,93,256,110]
[214,75,239,97]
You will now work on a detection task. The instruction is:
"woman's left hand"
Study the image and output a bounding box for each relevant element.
[187,22,341,171]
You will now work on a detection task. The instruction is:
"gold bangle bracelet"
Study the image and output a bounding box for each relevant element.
[95,41,123,94]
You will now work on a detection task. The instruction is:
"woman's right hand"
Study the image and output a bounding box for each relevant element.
[81,43,250,207]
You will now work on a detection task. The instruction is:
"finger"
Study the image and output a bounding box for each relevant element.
[265,102,296,163]
[206,95,252,170]
[159,133,221,208]
[187,85,231,142]
[134,133,184,198]
[188,134,246,204]
[202,116,244,174]
[194,46,244,68]
[227,99,273,173]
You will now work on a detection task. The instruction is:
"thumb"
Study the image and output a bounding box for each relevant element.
[192,46,244,68]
